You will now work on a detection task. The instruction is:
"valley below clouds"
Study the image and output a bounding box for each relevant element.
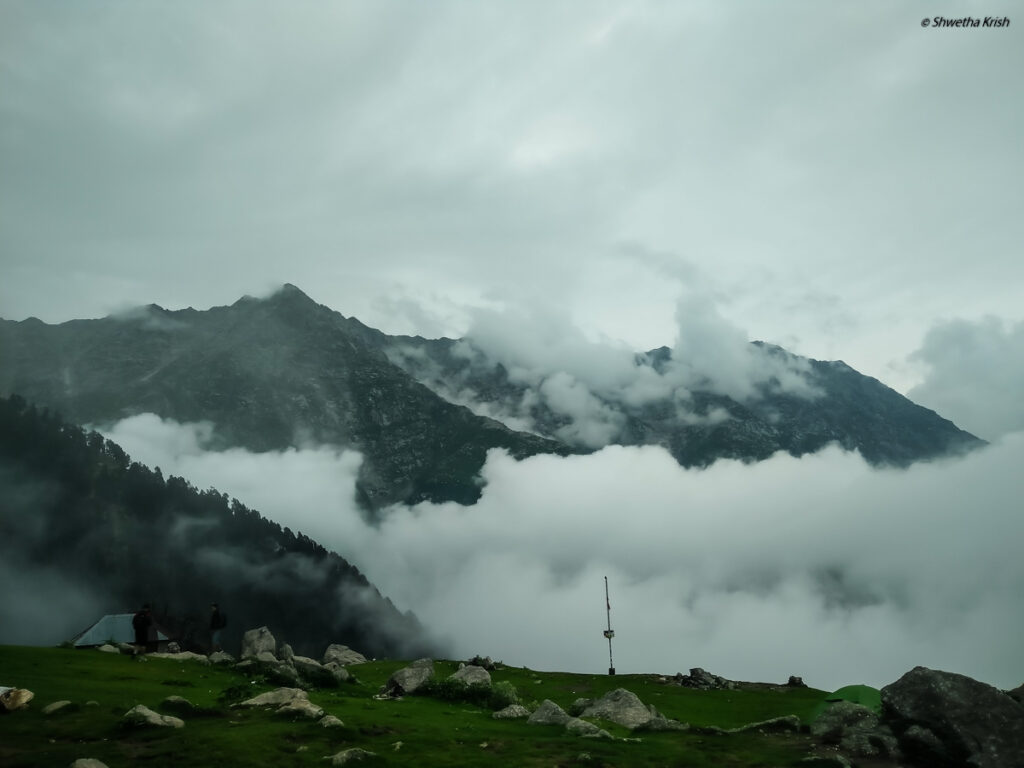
[103,413,1024,693]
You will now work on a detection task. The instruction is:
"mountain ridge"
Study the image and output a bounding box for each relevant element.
[0,284,984,510]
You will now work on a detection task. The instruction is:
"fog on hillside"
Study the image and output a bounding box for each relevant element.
[101,414,1024,692]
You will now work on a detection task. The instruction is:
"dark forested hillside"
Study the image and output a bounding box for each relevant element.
[0,394,435,658]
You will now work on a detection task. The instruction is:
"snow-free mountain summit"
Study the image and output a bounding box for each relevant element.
[0,285,983,511]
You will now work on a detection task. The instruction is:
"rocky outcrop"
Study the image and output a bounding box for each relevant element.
[881,666,1024,768]
[123,704,184,728]
[383,659,435,696]
[323,644,368,666]
[235,687,310,709]
[674,668,736,690]
[241,626,277,659]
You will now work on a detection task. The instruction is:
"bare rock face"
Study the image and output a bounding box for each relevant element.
[123,704,184,728]
[323,644,368,666]
[449,665,491,687]
[527,699,571,726]
[241,626,277,659]
[383,658,435,697]
[881,666,1024,768]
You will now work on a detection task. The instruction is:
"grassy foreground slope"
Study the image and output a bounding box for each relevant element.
[0,646,831,767]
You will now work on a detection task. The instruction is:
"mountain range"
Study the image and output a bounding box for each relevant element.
[0,284,983,511]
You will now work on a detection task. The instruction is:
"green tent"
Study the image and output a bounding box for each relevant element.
[812,684,882,720]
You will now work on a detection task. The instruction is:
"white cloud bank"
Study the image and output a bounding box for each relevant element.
[103,415,1024,692]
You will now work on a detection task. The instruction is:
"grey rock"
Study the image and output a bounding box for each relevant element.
[528,699,571,726]
[492,704,531,720]
[123,704,184,728]
[279,643,295,662]
[569,697,593,716]
[788,676,807,687]
[676,667,735,691]
[148,651,211,665]
[255,650,280,665]
[277,698,324,719]
[581,688,684,731]
[1008,684,1024,706]
[323,661,351,684]
[42,700,73,715]
[96,644,119,654]
[324,747,377,765]
[319,714,345,728]
[241,626,276,659]
[323,644,368,667]
[384,658,435,696]
[160,696,195,713]
[566,717,602,736]
[449,665,491,687]
[236,687,309,708]
[882,666,1024,768]
[69,760,110,768]
[208,650,235,664]
[166,641,181,653]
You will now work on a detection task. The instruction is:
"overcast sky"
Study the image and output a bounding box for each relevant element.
[3,2,1023,690]
[2,0,1022,400]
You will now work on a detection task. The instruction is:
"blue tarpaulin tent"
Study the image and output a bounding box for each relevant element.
[71,614,170,649]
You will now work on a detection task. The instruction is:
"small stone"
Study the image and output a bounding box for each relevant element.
[43,700,73,715]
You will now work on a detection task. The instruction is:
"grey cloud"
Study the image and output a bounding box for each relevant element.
[909,317,1024,441]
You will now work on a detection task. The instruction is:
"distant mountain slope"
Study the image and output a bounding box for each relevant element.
[384,337,984,468]
[0,393,434,658]
[0,285,983,513]
[0,285,568,510]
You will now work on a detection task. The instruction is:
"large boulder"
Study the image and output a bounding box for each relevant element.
[449,665,491,687]
[323,644,367,666]
[581,687,684,731]
[384,659,435,696]
[241,626,277,659]
[881,666,1024,768]
[235,687,309,709]
[527,699,571,726]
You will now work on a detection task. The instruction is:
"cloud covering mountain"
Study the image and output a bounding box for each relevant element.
[103,412,1024,692]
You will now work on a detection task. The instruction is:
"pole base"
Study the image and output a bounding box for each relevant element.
[608,667,616,675]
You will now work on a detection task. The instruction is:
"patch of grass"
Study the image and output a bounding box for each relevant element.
[0,646,832,768]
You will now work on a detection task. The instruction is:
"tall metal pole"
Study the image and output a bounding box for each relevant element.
[603,576,615,675]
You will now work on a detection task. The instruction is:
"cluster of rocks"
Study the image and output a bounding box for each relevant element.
[229,626,366,690]
[663,667,738,691]
[498,687,689,741]
[811,667,1024,768]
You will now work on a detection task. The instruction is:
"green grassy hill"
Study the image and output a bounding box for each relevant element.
[0,645,840,767]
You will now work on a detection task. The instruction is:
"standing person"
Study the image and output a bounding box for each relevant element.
[209,603,227,653]
[132,604,152,655]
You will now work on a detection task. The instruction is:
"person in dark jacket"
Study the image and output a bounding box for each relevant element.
[132,604,152,654]
[209,603,226,652]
